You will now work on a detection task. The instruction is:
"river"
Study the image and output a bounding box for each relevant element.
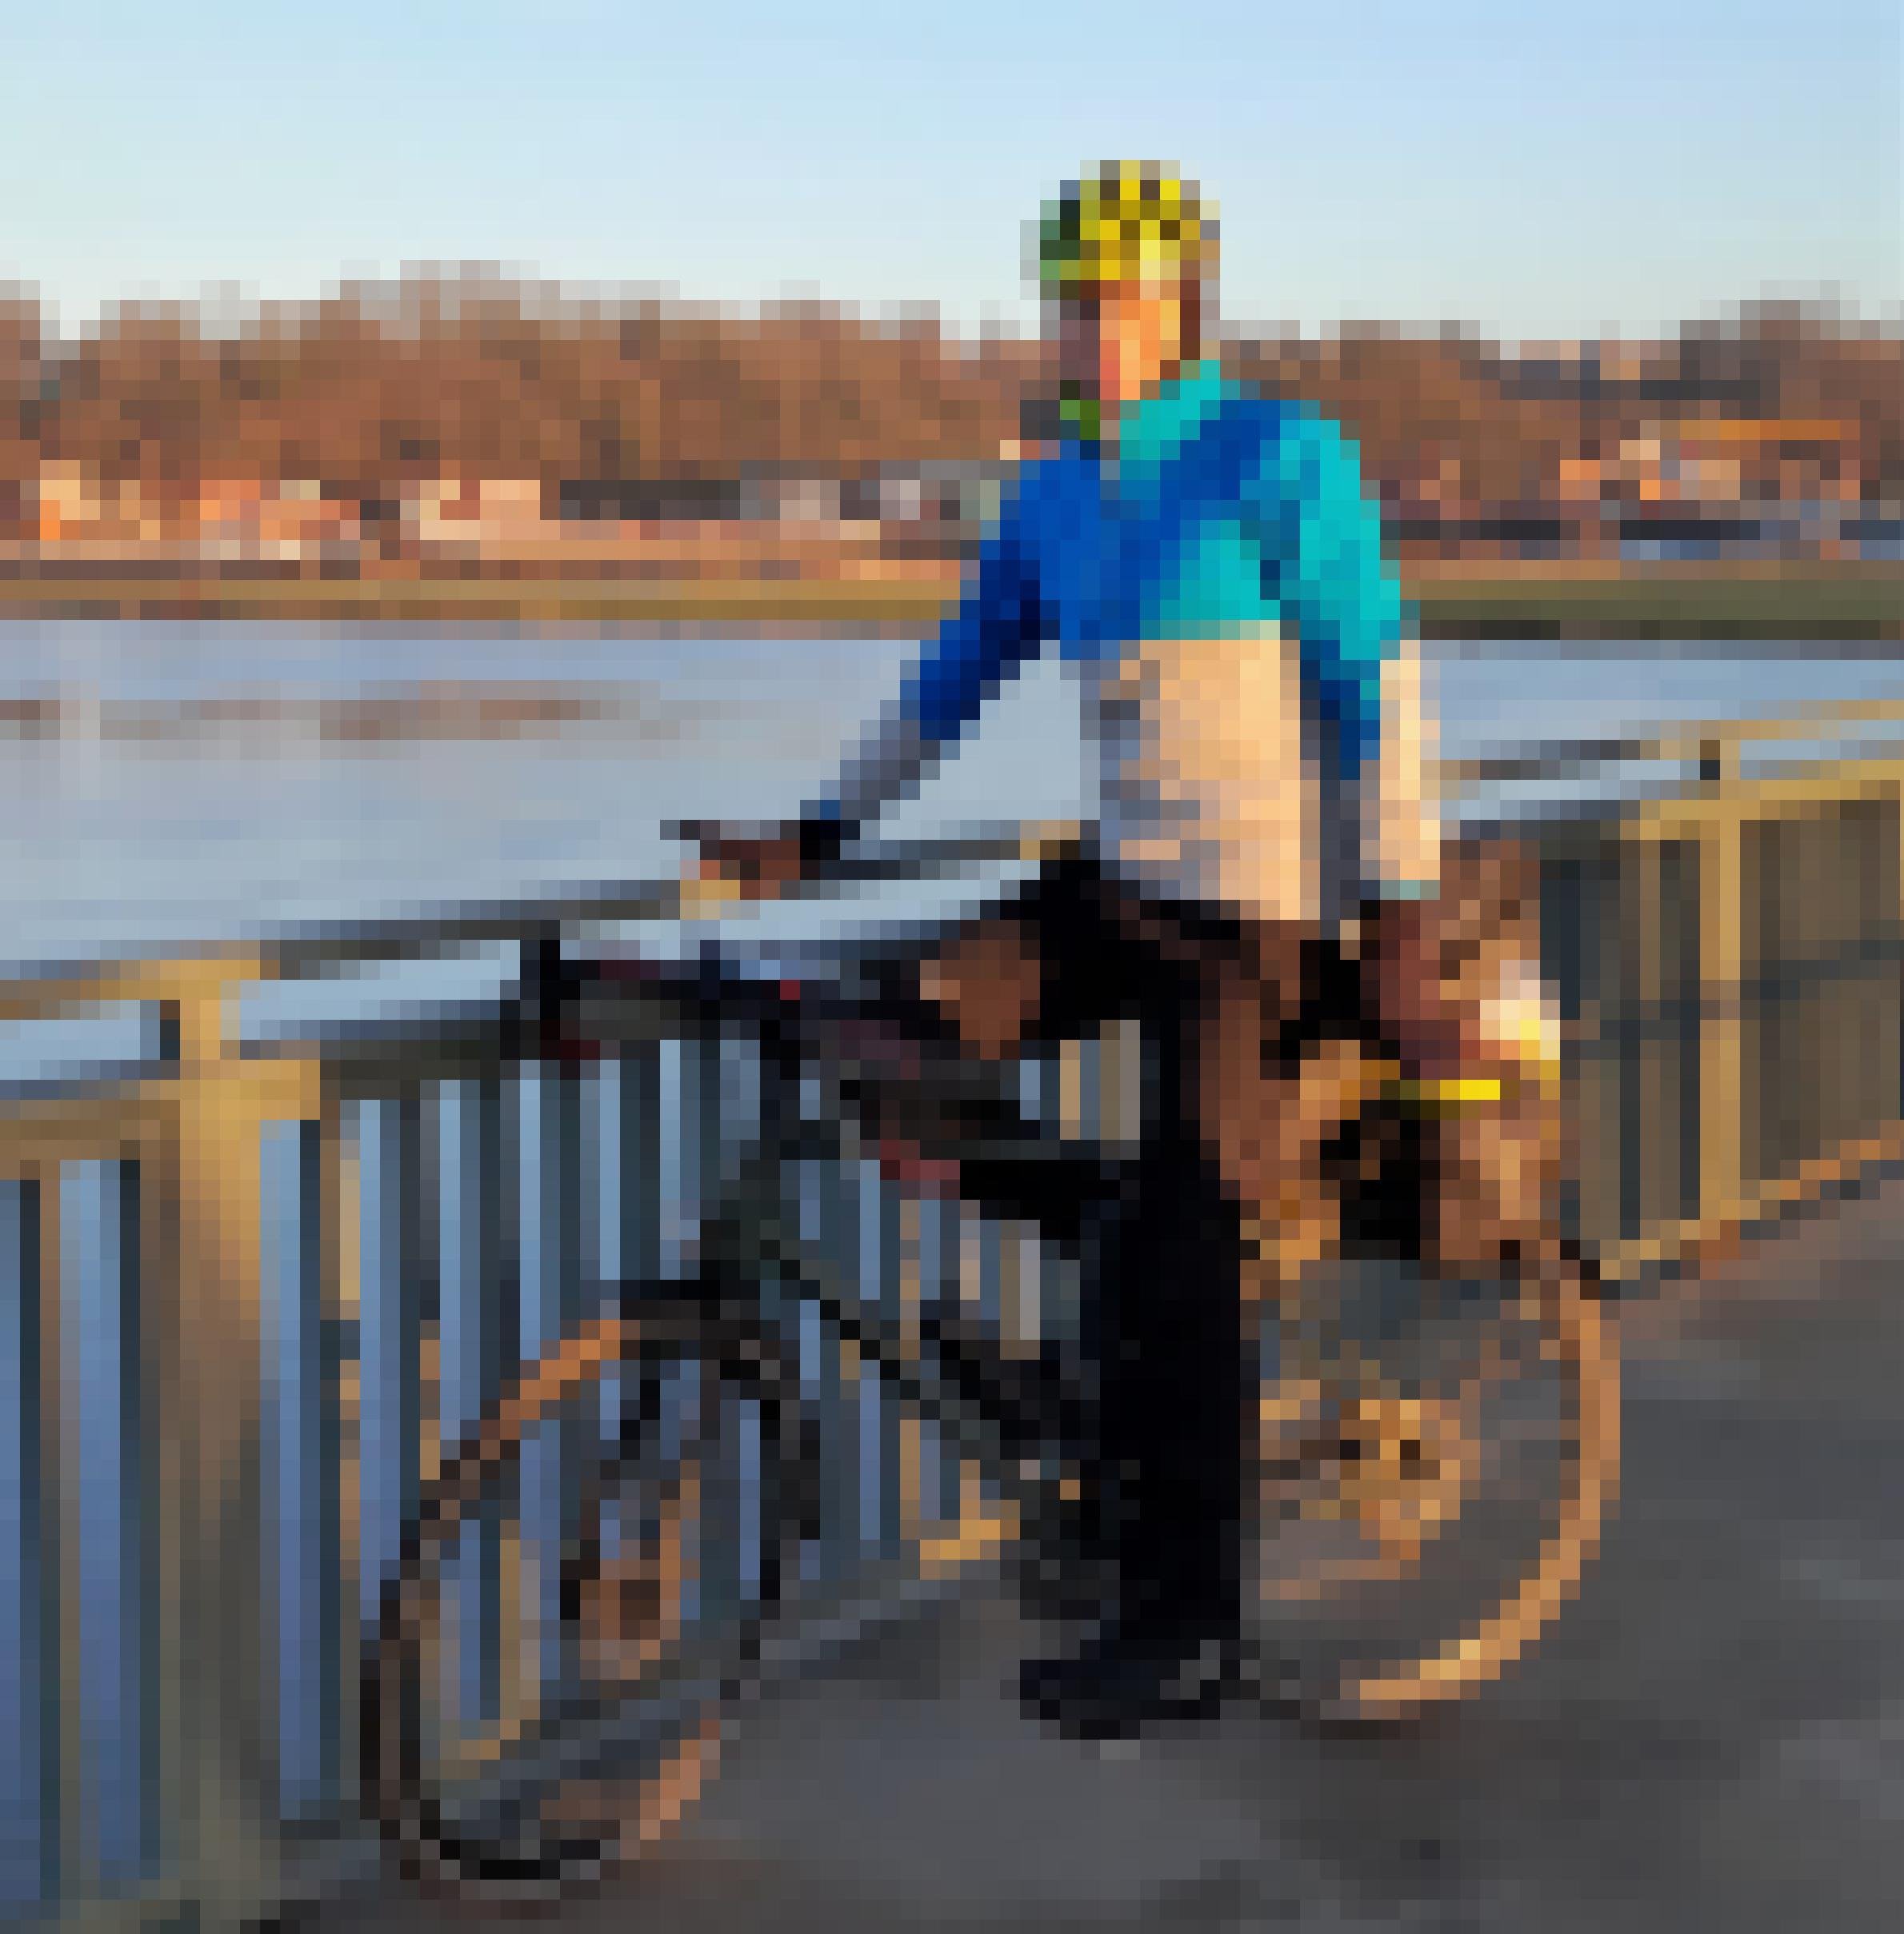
[3,621,1902,977]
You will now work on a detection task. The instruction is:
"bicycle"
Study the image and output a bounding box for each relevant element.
[361,843,1620,1908]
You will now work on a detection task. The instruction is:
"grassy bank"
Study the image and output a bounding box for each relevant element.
[0,565,1897,639]
[1411,564,1902,641]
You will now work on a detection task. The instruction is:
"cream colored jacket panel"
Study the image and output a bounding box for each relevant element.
[1081,625,1439,926]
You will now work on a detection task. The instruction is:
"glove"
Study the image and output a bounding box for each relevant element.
[669,816,848,894]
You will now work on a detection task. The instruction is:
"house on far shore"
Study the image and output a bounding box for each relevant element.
[406,476,549,545]
[547,460,1011,542]
[554,477,746,525]
[193,478,360,562]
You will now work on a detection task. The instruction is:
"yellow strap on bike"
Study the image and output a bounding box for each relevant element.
[1380,1075,1507,1114]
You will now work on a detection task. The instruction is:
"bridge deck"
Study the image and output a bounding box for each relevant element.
[327,1182,1904,1934]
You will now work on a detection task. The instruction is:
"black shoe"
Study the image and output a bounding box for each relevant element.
[1017,1626,1246,1742]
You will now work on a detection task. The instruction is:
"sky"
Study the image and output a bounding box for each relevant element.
[3,0,1898,346]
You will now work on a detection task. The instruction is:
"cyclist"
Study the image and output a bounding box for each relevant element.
[693,162,1545,1737]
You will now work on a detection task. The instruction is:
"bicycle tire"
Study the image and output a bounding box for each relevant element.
[361,1291,814,1908]
[1251,1253,1618,1724]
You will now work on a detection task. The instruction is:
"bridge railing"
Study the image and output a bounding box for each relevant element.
[1446,696,1904,1274]
[5,696,1904,1926]
[0,837,1112,1930]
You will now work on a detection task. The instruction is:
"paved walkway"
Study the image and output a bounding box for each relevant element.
[335,1184,1904,1932]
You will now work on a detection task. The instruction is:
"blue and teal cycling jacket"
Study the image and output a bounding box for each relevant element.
[810,360,1439,924]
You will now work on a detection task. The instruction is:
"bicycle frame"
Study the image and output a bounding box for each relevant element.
[579,949,1114,1462]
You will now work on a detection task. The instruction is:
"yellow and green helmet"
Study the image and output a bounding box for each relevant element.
[1034,161,1218,297]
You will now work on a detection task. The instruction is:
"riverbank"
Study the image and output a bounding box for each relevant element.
[0,562,1897,639]
[1410,560,1903,641]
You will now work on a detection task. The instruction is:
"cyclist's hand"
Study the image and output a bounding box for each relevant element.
[670,817,846,898]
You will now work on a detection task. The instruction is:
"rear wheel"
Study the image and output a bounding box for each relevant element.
[1252,1252,1618,1724]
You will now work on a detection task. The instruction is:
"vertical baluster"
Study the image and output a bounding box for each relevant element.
[1574,841,1622,1249]
[62,1158,157,1891]
[748,1030,801,1608]
[734,1029,777,1612]
[588,1056,622,1492]
[325,1099,364,1822]
[353,1096,423,1638]
[515,1065,582,1704]
[1000,1219,1039,1360]
[607,1038,666,1633]
[729,1031,766,1604]
[790,1155,828,1589]
[1055,1038,1080,1141]
[437,1078,507,1740]
[858,1167,901,1560]
[958,1203,998,1532]
[619,1041,664,1289]
[1622,836,1663,1241]
[0,1178,50,1912]
[658,1035,694,1285]
[1796,810,1821,1163]
[1810,804,1831,1149]
[895,1192,924,1552]
[1843,803,1878,1142]
[1650,834,1687,1226]
[1846,802,1870,1142]
[925,1192,964,1526]
[1754,816,1787,1181]
[1802,810,1830,1156]
[1813,808,1836,1156]
[1831,805,1869,1146]
[690,1030,741,1632]
[259,1119,338,1823]
[720,1030,762,1187]
[354,1081,431,1851]
[966,1198,1000,1334]
[1536,843,1582,1248]
[670,1025,720,1278]
[1776,813,1810,1168]
[909,1192,940,1535]
[591,1057,622,1287]
[38,1169,77,1907]
[1748,817,1777,1191]
[1029,1037,1052,1353]
[573,1058,632,1645]
[1099,1016,1142,1153]
[1872,797,1902,1134]
[1803,808,1826,1153]
[658,1349,701,1628]
[1850,801,1875,1141]
[612,1049,660,1644]
[1656,841,1694,1221]
[1020,1051,1049,1136]
[1838,804,1862,1142]
[1787,810,1814,1163]
[816,1153,859,1591]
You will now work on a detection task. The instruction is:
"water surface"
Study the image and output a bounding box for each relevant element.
[3,623,1900,973]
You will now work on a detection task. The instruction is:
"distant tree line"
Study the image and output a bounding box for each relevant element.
[1,273,1898,509]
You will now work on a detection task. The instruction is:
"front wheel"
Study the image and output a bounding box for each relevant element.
[361,1293,811,1908]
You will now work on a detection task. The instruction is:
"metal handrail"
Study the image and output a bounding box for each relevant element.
[0,821,1085,1025]
[1436,694,1904,789]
